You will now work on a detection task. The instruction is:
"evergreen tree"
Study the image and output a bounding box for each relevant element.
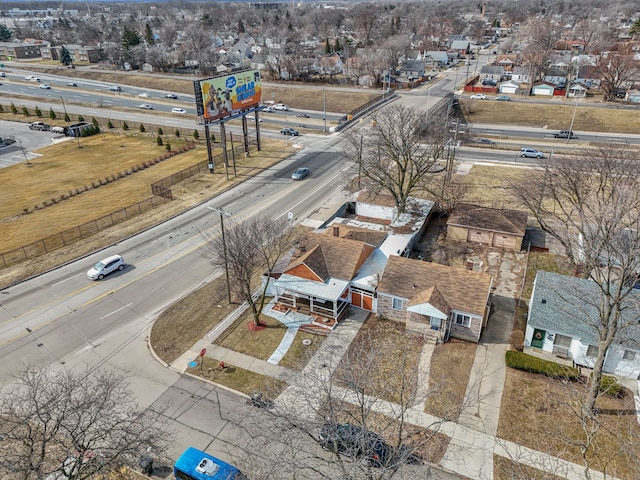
[22,106,30,116]
[631,18,640,38]
[333,38,341,53]
[122,121,129,130]
[156,136,163,146]
[35,107,42,117]
[237,19,245,34]
[193,130,199,140]
[0,104,4,113]
[0,24,11,42]
[325,38,331,54]
[165,142,171,151]
[92,117,99,128]
[157,127,164,135]
[10,103,17,114]
[175,129,180,138]
[64,112,70,122]
[108,120,114,129]
[78,115,85,122]
[60,46,72,66]
[140,124,146,133]
[144,22,155,45]
[49,108,56,120]
[121,26,142,50]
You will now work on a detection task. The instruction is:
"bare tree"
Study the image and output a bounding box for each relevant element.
[595,53,640,101]
[201,215,294,326]
[342,105,450,214]
[0,366,171,480]
[511,144,640,417]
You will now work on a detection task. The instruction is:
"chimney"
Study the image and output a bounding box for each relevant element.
[333,225,340,237]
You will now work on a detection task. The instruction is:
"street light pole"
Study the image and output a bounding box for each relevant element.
[206,206,232,305]
[567,99,578,144]
[323,85,327,134]
[25,327,65,365]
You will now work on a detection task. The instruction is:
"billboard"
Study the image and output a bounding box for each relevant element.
[194,70,262,123]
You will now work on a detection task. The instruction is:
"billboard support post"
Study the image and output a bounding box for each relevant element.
[230,132,237,177]
[242,116,250,154]
[219,122,229,181]
[204,124,214,173]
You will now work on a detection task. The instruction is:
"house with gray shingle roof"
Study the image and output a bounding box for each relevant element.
[527,271,640,379]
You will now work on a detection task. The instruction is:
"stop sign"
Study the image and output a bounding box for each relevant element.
[199,348,207,357]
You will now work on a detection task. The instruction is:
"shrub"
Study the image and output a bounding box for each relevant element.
[157,127,164,135]
[165,142,171,151]
[210,133,216,143]
[22,106,30,116]
[78,115,85,122]
[49,108,56,119]
[107,120,114,129]
[598,374,624,397]
[505,350,580,381]
[122,121,129,130]
[23,208,30,215]
[139,124,146,133]
[175,129,180,138]
[0,104,4,113]
[193,129,199,140]
[35,106,42,117]
[156,136,163,146]
[64,113,70,122]
[10,103,17,114]
[509,330,525,352]
[92,117,99,128]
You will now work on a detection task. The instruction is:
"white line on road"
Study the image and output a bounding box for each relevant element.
[100,303,133,319]
[50,273,83,286]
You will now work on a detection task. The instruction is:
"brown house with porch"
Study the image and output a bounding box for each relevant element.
[377,255,493,343]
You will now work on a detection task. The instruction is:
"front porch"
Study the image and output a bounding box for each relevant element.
[267,300,349,336]
[277,292,350,320]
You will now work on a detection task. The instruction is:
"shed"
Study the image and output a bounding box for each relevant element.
[446,203,528,250]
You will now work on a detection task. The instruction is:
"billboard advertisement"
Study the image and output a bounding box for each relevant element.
[194,70,262,123]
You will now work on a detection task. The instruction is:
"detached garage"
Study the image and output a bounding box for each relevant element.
[446,204,528,251]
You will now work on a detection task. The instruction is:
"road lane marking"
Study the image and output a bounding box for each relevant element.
[100,303,133,320]
[50,273,84,286]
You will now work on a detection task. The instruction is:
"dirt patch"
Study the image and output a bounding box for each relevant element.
[498,367,640,479]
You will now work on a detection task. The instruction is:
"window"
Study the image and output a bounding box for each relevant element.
[392,298,403,310]
[586,345,599,358]
[553,334,572,348]
[623,350,636,361]
[454,313,471,327]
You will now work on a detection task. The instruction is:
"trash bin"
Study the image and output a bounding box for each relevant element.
[139,456,153,475]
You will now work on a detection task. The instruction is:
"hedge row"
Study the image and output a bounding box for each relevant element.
[505,350,581,381]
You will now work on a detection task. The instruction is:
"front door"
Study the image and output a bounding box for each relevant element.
[531,329,546,349]
[430,317,441,330]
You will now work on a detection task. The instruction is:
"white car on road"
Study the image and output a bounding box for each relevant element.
[171,108,187,114]
[469,94,486,100]
[273,103,289,111]
[87,255,126,280]
[139,104,153,110]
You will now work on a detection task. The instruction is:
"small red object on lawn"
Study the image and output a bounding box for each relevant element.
[219,361,226,370]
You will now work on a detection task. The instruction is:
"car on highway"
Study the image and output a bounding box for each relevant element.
[0,72,5,77]
[296,113,310,118]
[520,148,545,158]
[138,104,153,110]
[291,167,310,180]
[273,103,289,111]
[87,254,126,280]
[25,75,40,81]
[138,92,150,97]
[29,121,50,131]
[470,94,486,100]
[66,82,78,87]
[165,93,178,99]
[553,130,576,139]
[281,127,299,136]
[109,85,121,92]
[246,115,262,122]
[39,84,51,89]
[475,138,496,145]
[495,95,511,101]
[171,108,187,114]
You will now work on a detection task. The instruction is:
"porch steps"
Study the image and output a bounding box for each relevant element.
[299,323,332,336]
[423,330,440,345]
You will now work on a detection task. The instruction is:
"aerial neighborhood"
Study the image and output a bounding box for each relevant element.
[0,1,640,479]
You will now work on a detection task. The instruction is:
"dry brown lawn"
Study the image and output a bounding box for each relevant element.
[187,356,288,397]
[493,455,566,480]
[214,312,288,361]
[498,368,640,479]
[461,165,529,210]
[463,99,640,134]
[424,340,477,420]
[334,316,423,404]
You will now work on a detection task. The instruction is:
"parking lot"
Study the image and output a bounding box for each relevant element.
[0,120,68,168]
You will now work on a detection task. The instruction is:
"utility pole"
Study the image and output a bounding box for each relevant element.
[206,206,232,305]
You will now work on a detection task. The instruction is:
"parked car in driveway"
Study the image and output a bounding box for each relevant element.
[87,254,125,280]
[470,94,486,100]
[520,148,545,158]
[281,127,299,136]
[291,167,310,180]
[138,104,153,110]
[495,95,511,101]
[553,130,577,139]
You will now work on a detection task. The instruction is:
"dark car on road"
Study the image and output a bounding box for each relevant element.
[319,423,421,468]
[296,113,310,118]
[553,130,577,139]
[281,127,299,136]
